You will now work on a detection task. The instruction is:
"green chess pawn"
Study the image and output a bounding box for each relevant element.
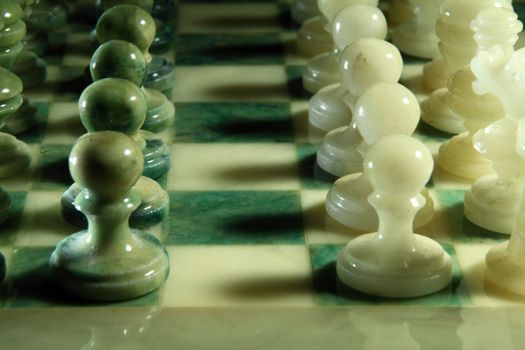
[50,131,169,301]
[61,78,169,230]
[96,4,176,97]
[0,66,30,178]
[0,0,42,134]
[91,39,174,132]
[98,0,174,53]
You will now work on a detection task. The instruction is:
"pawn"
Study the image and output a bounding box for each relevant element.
[91,40,174,133]
[302,3,387,94]
[61,78,169,230]
[291,0,320,24]
[324,82,434,231]
[0,187,10,224]
[392,0,442,59]
[386,0,414,27]
[50,131,169,301]
[96,4,176,97]
[0,66,30,178]
[336,135,452,298]
[308,38,402,144]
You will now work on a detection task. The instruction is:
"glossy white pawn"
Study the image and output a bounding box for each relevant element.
[392,0,442,59]
[308,39,403,144]
[323,82,434,231]
[337,135,452,298]
[296,0,377,57]
[302,3,386,93]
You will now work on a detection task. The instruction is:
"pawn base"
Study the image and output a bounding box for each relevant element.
[337,233,452,298]
[302,52,340,94]
[392,27,439,59]
[2,98,38,135]
[464,175,521,234]
[326,173,434,231]
[316,126,363,178]
[142,134,171,180]
[49,230,169,301]
[308,83,351,132]
[151,19,175,54]
[437,133,494,181]
[422,57,450,93]
[421,88,466,134]
[144,55,176,97]
[296,16,332,57]
[61,179,169,229]
[12,50,47,89]
[486,242,525,295]
[143,89,175,133]
[0,133,31,179]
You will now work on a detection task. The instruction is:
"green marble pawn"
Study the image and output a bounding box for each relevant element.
[0,0,41,134]
[61,78,169,229]
[96,4,176,97]
[50,131,169,301]
[91,40,174,133]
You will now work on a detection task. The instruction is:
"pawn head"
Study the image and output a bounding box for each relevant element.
[339,38,403,96]
[79,78,147,134]
[70,131,144,200]
[331,4,386,51]
[100,0,153,12]
[354,82,420,146]
[365,135,433,197]
[96,4,155,56]
[90,40,147,86]
[0,0,23,29]
[318,0,378,22]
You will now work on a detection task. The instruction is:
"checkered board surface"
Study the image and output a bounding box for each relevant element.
[2,1,525,348]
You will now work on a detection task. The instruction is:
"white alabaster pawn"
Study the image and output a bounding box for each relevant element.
[291,0,320,24]
[386,0,414,27]
[392,0,442,59]
[302,2,386,94]
[337,135,452,298]
[437,7,520,180]
[308,38,403,144]
[324,82,434,231]
[464,45,525,234]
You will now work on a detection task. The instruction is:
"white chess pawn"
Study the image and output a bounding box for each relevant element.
[296,0,377,57]
[302,3,386,93]
[392,0,442,59]
[437,7,519,180]
[464,44,525,234]
[324,82,434,231]
[308,38,403,144]
[291,0,320,24]
[421,0,512,94]
[336,135,452,298]
[386,0,414,27]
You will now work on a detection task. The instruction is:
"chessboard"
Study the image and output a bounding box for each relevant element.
[1,1,525,349]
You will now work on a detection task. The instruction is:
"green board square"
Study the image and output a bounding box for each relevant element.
[285,65,310,100]
[176,33,284,65]
[309,243,469,306]
[0,192,27,246]
[174,102,293,142]
[167,190,304,245]
[296,143,335,189]
[436,189,508,243]
[33,144,73,191]
[4,247,160,308]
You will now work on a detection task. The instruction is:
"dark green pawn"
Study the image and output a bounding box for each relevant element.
[51,131,169,301]
[61,78,169,230]
[96,4,176,97]
[91,40,174,133]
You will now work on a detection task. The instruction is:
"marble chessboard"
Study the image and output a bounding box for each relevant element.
[2,1,525,349]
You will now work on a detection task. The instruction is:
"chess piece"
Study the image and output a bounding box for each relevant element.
[336,135,452,297]
[291,0,320,23]
[0,187,10,224]
[96,4,176,97]
[386,0,414,27]
[0,66,30,178]
[98,0,174,54]
[91,40,174,133]
[0,0,39,135]
[324,82,434,231]
[302,2,386,93]
[50,131,169,301]
[61,78,169,229]
[421,0,512,134]
[392,0,442,59]
[464,45,525,234]
[437,7,519,180]
[308,38,402,144]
